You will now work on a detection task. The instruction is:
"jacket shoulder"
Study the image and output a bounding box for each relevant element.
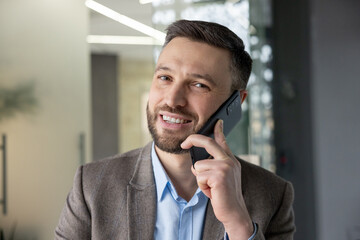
[239,159,295,236]
[80,145,152,195]
[83,147,145,172]
[239,159,291,191]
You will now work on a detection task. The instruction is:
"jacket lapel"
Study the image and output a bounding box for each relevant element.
[127,143,157,240]
[202,201,224,240]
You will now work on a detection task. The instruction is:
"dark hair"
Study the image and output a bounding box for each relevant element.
[164,19,252,90]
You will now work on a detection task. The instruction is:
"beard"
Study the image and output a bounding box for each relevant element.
[146,103,202,154]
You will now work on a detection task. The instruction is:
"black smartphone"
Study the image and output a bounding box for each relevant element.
[190,90,242,165]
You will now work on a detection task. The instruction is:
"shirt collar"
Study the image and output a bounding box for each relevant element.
[151,143,206,204]
[151,143,171,202]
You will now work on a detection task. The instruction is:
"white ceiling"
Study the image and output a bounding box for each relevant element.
[88,0,156,61]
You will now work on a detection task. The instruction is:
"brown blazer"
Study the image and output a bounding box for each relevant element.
[55,142,295,240]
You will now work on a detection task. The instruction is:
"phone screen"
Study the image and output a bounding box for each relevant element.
[189,90,242,165]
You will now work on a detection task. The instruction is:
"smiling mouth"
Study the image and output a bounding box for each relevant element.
[161,114,191,124]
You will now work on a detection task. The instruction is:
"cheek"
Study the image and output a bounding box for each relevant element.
[196,98,225,123]
[193,101,214,123]
[148,85,161,109]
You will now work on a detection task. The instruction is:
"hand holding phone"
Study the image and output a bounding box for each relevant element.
[189,91,242,165]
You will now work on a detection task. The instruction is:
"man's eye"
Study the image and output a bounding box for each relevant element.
[159,75,170,81]
[194,83,209,89]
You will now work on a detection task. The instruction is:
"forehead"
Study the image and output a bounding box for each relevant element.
[156,37,232,86]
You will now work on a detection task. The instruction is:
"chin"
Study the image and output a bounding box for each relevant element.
[155,142,190,155]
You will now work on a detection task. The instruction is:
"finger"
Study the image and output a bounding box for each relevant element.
[213,119,232,156]
[181,135,228,161]
[195,171,213,199]
[191,165,197,176]
[181,119,232,160]
[194,159,229,173]
[192,164,211,198]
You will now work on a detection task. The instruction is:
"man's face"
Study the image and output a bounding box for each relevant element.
[147,37,233,154]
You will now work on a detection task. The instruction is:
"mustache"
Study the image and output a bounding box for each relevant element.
[154,105,197,121]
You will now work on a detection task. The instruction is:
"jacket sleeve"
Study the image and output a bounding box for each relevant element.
[54,166,91,240]
[254,181,296,240]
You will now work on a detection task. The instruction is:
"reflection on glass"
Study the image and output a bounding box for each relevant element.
[248,0,275,171]
[152,9,176,25]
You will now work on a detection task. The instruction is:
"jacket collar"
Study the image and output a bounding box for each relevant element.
[202,201,225,240]
[127,142,157,240]
[128,142,155,188]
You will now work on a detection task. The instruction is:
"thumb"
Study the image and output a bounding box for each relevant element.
[214,119,232,155]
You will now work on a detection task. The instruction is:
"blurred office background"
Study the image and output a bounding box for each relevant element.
[0,0,359,239]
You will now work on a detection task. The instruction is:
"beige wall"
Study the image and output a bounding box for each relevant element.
[0,0,90,239]
[118,59,154,153]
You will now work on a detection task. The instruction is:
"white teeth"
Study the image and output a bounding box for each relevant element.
[162,115,187,124]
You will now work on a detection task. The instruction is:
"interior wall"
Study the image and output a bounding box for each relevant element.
[272,0,316,238]
[311,0,360,239]
[91,54,119,161]
[0,0,90,239]
[118,59,153,153]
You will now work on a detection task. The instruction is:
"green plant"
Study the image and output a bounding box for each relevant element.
[0,83,38,122]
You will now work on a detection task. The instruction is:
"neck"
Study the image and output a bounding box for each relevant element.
[155,145,198,201]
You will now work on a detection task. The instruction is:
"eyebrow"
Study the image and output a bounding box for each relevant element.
[154,65,172,73]
[188,73,217,86]
[154,65,217,86]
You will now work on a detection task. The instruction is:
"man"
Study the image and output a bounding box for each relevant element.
[55,20,295,240]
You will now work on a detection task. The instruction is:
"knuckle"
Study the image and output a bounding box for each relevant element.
[217,171,227,181]
[205,137,216,145]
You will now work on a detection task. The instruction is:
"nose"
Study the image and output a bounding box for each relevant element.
[165,83,187,108]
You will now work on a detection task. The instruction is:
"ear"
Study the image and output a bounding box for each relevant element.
[239,90,248,103]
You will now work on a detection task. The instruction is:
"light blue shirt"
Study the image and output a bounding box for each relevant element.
[151,144,257,240]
